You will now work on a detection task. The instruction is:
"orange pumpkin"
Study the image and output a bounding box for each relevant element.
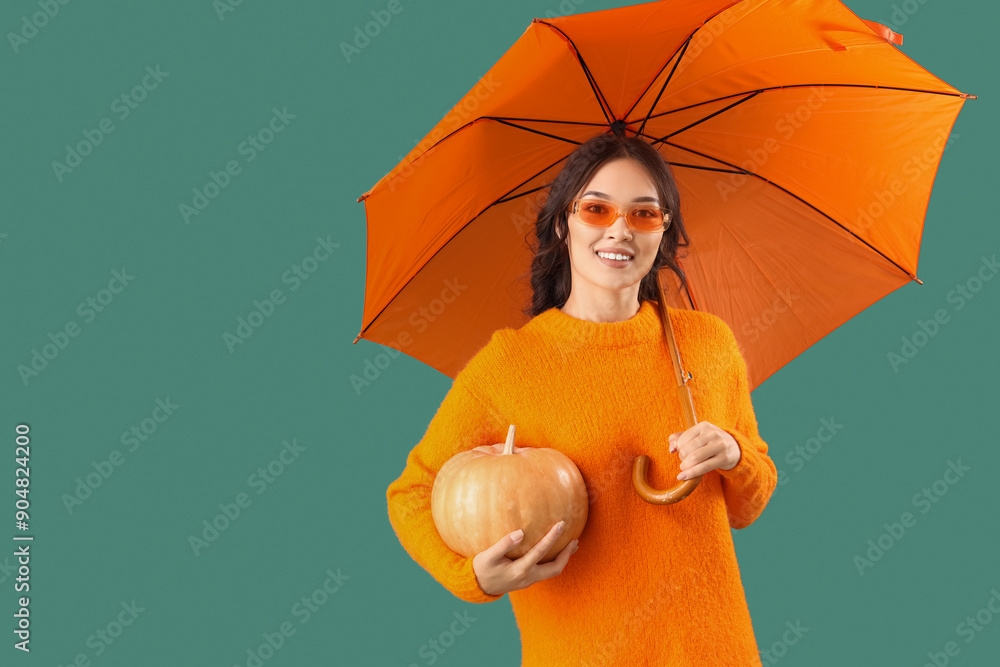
[431,424,588,563]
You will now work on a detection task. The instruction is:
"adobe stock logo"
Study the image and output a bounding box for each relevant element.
[61,397,179,515]
[230,566,349,667]
[17,267,136,386]
[886,254,998,373]
[740,288,802,345]
[919,587,1000,667]
[222,236,340,353]
[340,0,415,63]
[350,277,468,395]
[51,66,170,182]
[852,459,970,576]
[213,0,246,21]
[7,0,74,54]
[539,0,587,19]
[759,619,809,665]
[404,610,477,667]
[716,86,834,202]
[53,600,145,664]
[774,416,844,487]
[178,107,296,224]
[187,439,306,557]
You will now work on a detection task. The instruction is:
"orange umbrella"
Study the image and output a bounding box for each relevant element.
[354,0,975,395]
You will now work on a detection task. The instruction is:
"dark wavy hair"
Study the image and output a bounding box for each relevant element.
[519,131,691,319]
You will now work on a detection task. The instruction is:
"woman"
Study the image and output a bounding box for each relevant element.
[386,130,777,666]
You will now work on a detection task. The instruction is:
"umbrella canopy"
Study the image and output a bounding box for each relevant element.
[354,0,975,391]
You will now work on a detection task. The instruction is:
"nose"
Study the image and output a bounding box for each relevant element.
[608,213,633,238]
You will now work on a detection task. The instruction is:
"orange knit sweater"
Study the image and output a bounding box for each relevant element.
[386,299,777,666]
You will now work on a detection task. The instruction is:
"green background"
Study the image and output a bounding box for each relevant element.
[1,0,996,665]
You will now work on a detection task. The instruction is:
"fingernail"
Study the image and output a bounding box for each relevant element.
[572,540,580,551]
[677,472,687,480]
[511,529,524,541]
[557,521,565,533]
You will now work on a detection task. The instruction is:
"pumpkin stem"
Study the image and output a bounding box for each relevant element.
[503,424,515,455]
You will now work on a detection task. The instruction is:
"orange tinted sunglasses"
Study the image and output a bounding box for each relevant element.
[568,198,671,233]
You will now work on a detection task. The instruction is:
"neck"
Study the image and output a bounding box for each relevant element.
[537,298,661,348]
[559,291,641,324]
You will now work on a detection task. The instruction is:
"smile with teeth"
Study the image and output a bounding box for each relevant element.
[596,251,633,261]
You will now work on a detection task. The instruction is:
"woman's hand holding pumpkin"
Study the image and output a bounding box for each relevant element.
[669,420,742,480]
[472,521,579,596]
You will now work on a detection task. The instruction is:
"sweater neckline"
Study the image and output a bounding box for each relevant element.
[531,299,666,348]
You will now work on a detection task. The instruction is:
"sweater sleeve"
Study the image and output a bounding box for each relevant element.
[386,374,508,604]
[715,324,777,530]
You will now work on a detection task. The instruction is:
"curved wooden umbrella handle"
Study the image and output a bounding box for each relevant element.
[633,455,701,504]
[633,279,702,505]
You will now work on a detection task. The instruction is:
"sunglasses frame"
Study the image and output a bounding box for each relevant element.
[567,197,671,233]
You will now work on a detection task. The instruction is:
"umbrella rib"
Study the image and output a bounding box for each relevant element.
[650,91,760,143]
[356,116,591,205]
[625,0,747,124]
[625,34,689,124]
[636,35,693,138]
[488,118,586,147]
[495,183,551,205]
[634,82,973,127]
[494,165,569,206]
[485,117,608,127]
[533,19,614,125]
[656,138,921,284]
[668,163,745,174]
[630,91,756,123]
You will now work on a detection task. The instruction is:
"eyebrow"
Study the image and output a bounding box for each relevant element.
[581,190,660,204]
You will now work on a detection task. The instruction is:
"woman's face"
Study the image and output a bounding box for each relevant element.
[561,158,665,299]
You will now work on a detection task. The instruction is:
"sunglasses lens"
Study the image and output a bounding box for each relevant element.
[628,207,665,232]
[576,201,615,226]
